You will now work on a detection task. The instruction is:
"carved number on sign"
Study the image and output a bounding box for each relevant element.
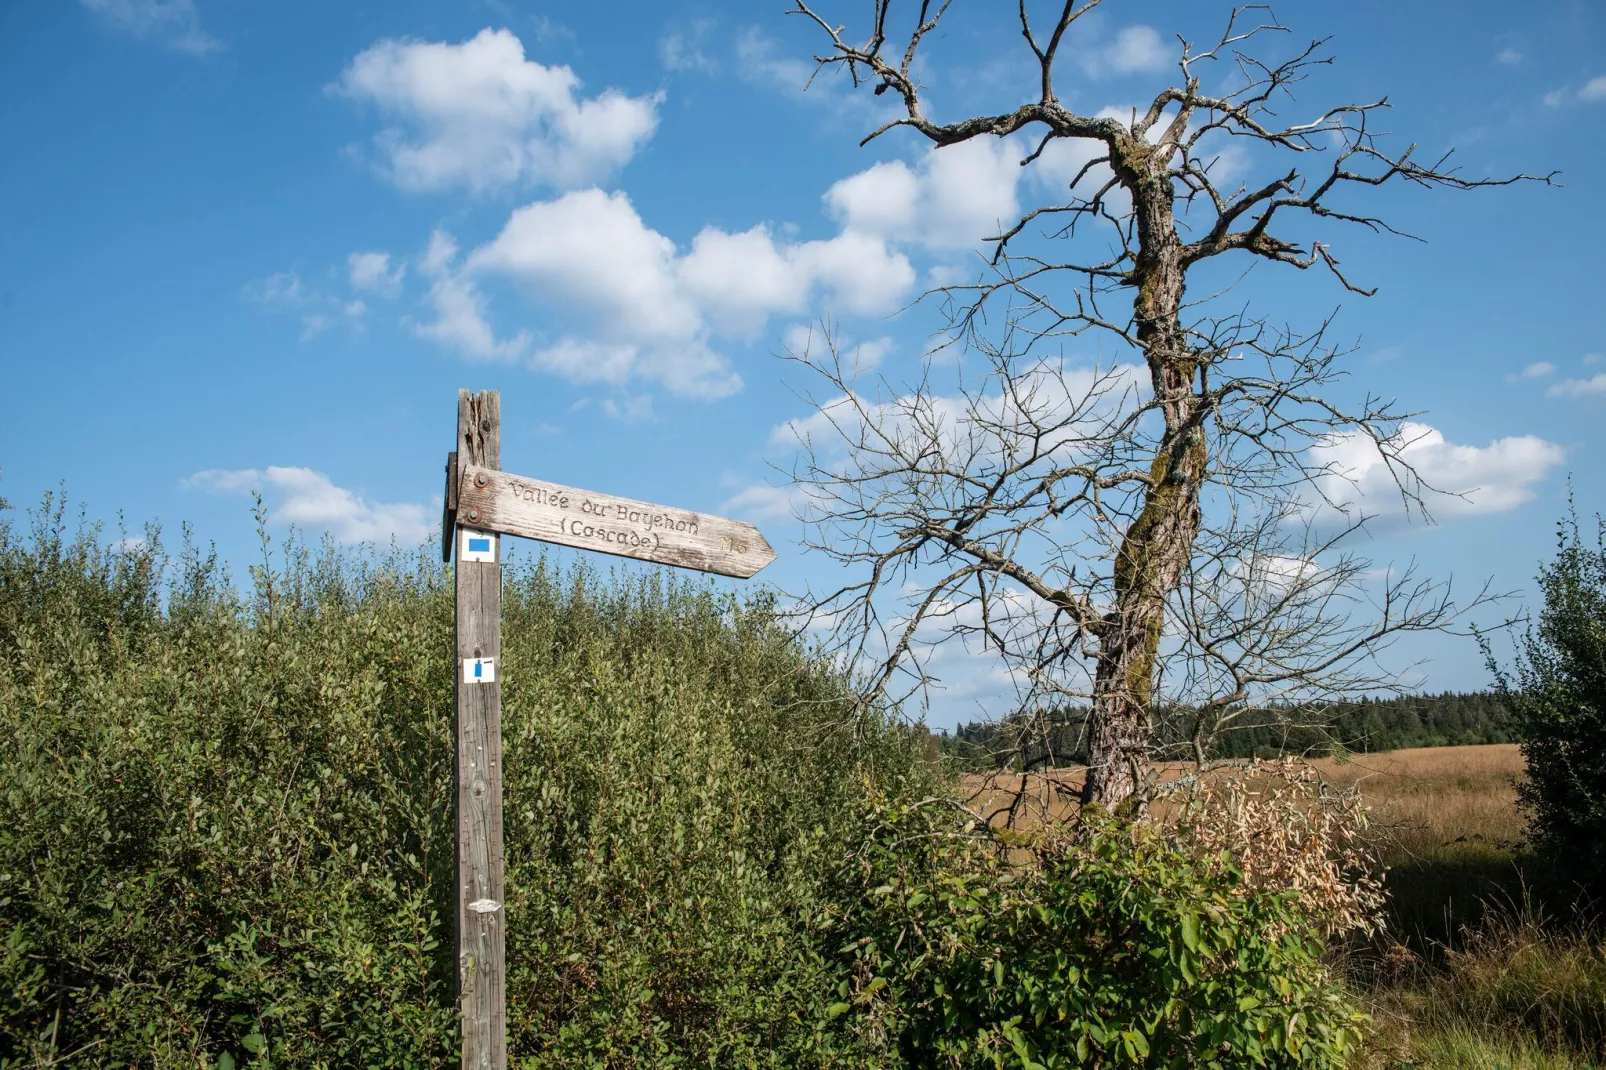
[720,536,748,555]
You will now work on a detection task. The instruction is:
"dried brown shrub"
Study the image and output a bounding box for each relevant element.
[1163,759,1387,939]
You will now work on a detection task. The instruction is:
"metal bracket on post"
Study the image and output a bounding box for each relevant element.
[442,450,459,563]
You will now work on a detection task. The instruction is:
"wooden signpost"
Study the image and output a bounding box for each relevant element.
[442,389,774,1069]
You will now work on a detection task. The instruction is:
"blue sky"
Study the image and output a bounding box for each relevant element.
[2,0,1604,726]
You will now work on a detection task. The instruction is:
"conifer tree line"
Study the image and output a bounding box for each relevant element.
[941,691,1515,769]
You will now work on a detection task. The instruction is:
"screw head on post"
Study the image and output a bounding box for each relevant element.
[468,509,480,522]
[475,473,487,488]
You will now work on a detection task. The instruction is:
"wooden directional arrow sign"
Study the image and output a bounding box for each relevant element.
[456,463,776,579]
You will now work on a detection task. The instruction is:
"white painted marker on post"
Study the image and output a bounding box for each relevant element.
[459,529,498,563]
[462,657,497,684]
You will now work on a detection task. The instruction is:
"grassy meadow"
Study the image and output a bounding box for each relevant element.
[1323,745,1604,1070]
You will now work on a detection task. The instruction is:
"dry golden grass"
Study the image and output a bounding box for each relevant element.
[1310,744,1527,861]
[958,743,1528,860]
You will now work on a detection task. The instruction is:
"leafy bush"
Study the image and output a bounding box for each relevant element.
[0,495,937,1067]
[1,494,1382,1067]
[819,801,1369,1069]
[1490,509,1606,889]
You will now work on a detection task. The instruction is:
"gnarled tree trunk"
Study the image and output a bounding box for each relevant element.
[1083,137,1204,808]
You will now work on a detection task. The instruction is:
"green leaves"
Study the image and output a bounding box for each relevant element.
[0,503,1375,1068]
[1180,911,1200,952]
[1497,506,1606,888]
[819,805,1369,1068]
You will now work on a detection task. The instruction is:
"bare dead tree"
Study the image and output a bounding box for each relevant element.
[777,2,1553,809]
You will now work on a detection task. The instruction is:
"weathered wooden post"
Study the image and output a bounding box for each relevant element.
[442,387,774,1067]
[450,390,506,1069]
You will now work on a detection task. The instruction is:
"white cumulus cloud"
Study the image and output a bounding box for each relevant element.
[472,190,696,338]
[1078,25,1171,78]
[334,28,661,193]
[768,361,1148,462]
[1308,421,1565,531]
[410,231,529,360]
[446,187,914,399]
[185,467,431,545]
[824,139,1022,251]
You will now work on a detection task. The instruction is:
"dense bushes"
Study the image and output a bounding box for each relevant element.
[1,495,1374,1067]
[1492,510,1606,890]
[819,800,1368,1069]
[0,498,938,1066]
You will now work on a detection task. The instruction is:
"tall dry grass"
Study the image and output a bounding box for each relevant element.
[1310,744,1527,861]
[1330,745,1604,1069]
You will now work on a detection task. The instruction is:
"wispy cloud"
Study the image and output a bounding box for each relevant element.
[1507,360,1556,381]
[79,0,220,55]
[1545,76,1606,107]
[660,18,717,73]
[244,270,367,341]
[601,394,655,424]
[347,251,405,297]
[1547,374,1606,399]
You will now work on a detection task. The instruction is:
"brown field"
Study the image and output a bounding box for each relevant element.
[1311,744,1526,860]
[959,743,1528,859]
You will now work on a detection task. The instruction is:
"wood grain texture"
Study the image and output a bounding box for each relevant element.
[457,463,777,578]
[455,391,505,1070]
[458,390,500,470]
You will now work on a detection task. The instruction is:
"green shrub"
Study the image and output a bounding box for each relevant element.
[0,495,937,1067]
[818,801,1369,1069]
[1490,508,1606,890]
[0,493,1382,1067]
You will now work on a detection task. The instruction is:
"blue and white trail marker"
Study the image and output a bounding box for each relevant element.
[462,657,497,684]
[459,529,498,563]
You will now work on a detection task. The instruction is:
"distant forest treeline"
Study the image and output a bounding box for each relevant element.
[940,691,1513,768]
